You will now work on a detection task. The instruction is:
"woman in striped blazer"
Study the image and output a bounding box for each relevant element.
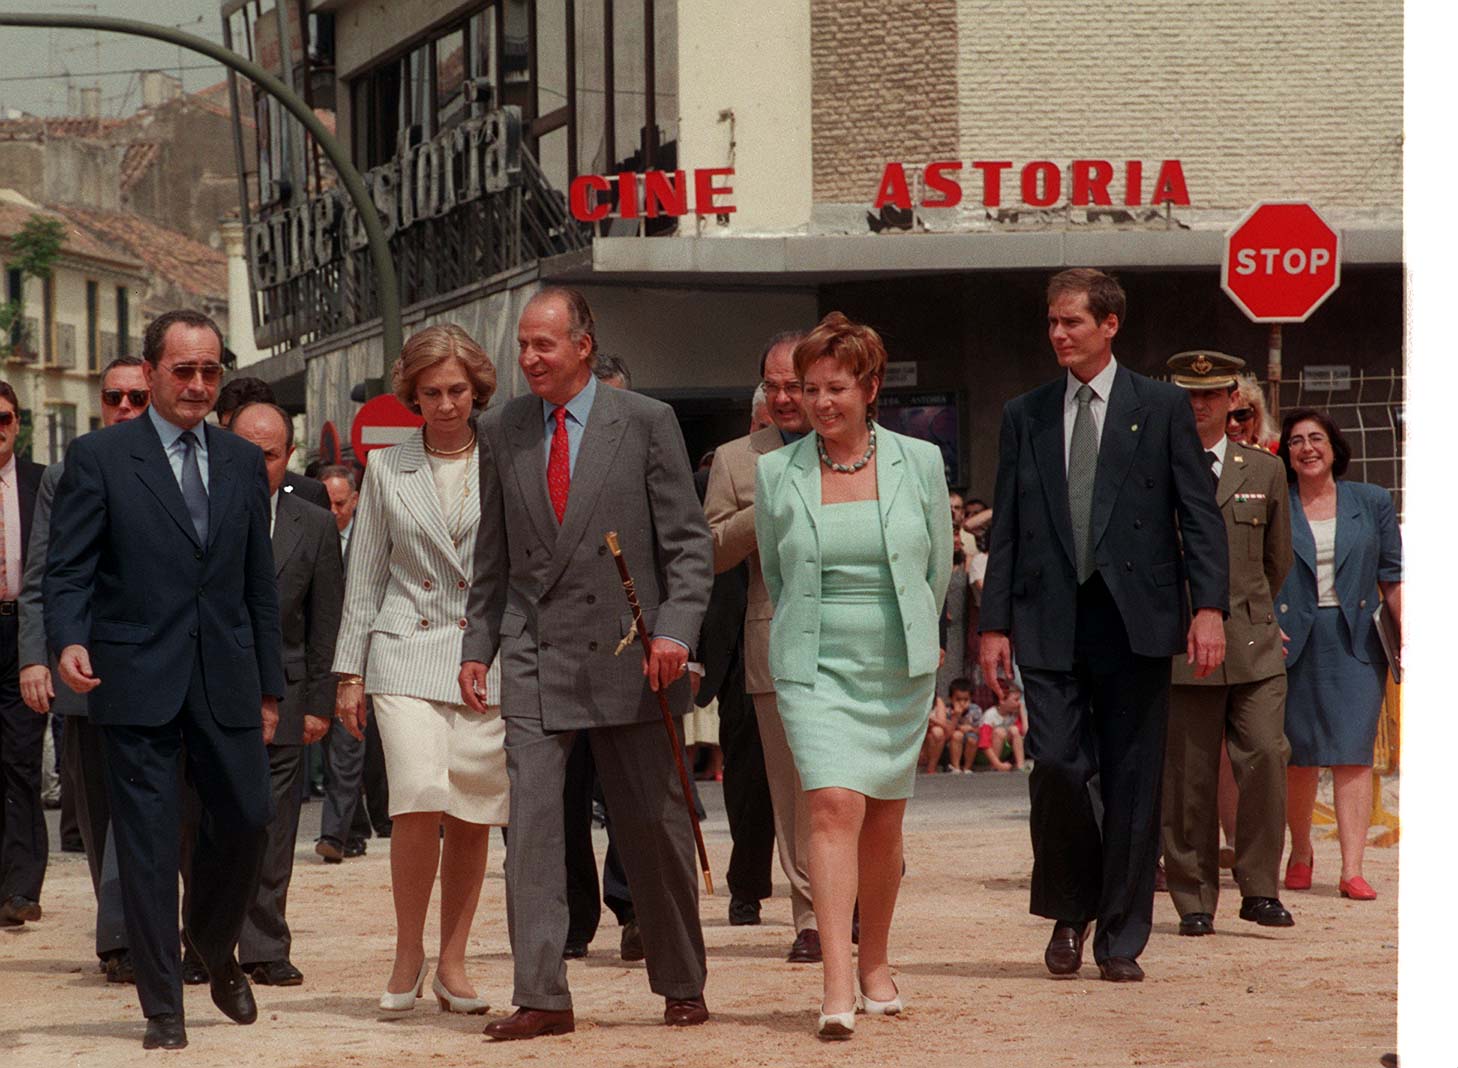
[333,325,506,1016]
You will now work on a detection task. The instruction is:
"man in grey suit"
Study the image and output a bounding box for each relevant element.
[18,357,150,979]
[229,403,343,987]
[460,286,713,1039]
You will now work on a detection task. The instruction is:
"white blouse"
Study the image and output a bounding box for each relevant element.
[1309,516,1339,607]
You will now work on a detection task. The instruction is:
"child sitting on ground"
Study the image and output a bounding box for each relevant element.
[979,684,1026,771]
[922,678,981,774]
[946,678,984,773]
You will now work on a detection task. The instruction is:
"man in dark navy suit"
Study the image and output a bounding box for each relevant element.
[979,269,1229,984]
[45,309,285,1050]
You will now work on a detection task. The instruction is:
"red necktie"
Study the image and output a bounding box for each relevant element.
[548,406,571,523]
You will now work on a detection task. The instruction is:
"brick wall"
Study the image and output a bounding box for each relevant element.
[953,0,1401,214]
[811,0,960,204]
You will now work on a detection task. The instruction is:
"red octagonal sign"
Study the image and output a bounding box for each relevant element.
[1222,201,1342,323]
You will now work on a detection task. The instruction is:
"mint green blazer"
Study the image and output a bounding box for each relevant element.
[754,425,953,686]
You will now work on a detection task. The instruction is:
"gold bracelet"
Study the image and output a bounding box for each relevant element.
[337,675,363,687]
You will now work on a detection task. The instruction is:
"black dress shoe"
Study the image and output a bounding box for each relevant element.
[314,837,344,864]
[105,951,137,984]
[248,959,304,986]
[208,960,259,1023]
[1097,957,1145,982]
[0,896,41,925]
[61,836,86,853]
[143,1013,188,1050]
[1178,912,1215,936]
[1239,896,1295,927]
[562,940,589,960]
[343,837,368,858]
[373,822,392,839]
[787,928,822,963]
[180,949,209,986]
[619,920,645,962]
[1044,922,1088,975]
[728,896,762,926]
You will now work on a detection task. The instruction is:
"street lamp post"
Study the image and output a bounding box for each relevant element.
[0,12,403,389]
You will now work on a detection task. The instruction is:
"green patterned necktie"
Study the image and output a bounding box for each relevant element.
[1067,384,1098,584]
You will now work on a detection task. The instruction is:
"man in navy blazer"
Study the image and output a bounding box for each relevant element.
[45,310,285,1051]
[980,269,1229,983]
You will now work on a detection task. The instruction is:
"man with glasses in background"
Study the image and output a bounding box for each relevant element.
[0,379,46,929]
[44,309,285,1050]
[17,358,149,982]
[702,329,822,963]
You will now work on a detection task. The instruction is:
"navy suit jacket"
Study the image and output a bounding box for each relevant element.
[979,365,1229,670]
[1277,479,1402,666]
[43,413,285,727]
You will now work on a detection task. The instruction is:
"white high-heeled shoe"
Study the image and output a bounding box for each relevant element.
[817,1006,857,1040]
[432,974,490,1015]
[859,978,904,1016]
[378,960,430,1013]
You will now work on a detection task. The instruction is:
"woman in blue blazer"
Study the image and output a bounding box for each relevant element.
[1275,409,1402,901]
[755,313,952,1039]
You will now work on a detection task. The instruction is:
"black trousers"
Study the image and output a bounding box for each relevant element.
[1021,575,1171,964]
[100,655,272,1017]
[716,660,775,904]
[0,613,47,904]
[239,744,305,966]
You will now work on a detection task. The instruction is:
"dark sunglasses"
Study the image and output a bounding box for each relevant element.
[1227,408,1254,422]
[102,388,150,407]
[164,362,224,384]
[0,411,13,427]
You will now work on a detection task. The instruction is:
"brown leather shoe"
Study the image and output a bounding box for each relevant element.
[664,995,709,1026]
[1044,922,1088,976]
[787,929,822,963]
[1097,957,1145,982]
[483,1007,576,1040]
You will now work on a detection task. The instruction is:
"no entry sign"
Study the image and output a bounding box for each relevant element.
[1222,201,1341,323]
[350,394,424,460]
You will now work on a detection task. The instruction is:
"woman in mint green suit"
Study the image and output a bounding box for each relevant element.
[755,312,952,1040]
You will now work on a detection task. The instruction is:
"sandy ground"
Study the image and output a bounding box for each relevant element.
[0,771,1397,1068]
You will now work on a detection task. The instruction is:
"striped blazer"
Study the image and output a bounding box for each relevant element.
[333,426,500,705]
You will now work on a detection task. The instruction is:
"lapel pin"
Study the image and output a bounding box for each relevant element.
[1130,423,1139,431]
[1234,454,1244,464]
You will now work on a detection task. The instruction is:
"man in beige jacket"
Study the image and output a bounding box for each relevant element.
[703,330,820,963]
[1161,350,1294,937]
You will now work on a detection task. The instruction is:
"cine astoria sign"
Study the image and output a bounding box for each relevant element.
[873,159,1191,210]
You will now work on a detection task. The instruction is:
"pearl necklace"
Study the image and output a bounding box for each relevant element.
[816,421,877,474]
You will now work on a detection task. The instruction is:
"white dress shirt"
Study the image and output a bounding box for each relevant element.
[1205,433,1229,481]
[1063,356,1119,470]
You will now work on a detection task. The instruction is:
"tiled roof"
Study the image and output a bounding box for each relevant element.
[0,200,142,272]
[49,204,226,300]
[0,115,130,142]
[119,142,161,195]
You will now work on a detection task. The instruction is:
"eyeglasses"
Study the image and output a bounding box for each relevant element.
[164,362,224,384]
[101,388,150,407]
[760,379,803,399]
[0,411,13,427]
[1227,408,1254,422]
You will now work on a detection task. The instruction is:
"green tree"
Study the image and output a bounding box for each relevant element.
[0,214,67,360]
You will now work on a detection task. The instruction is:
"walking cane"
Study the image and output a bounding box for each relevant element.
[603,531,715,895]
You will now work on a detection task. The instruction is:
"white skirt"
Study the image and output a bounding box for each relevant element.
[372,694,509,825]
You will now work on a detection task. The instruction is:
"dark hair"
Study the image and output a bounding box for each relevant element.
[1278,407,1351,482]
[0,379,18,413]
[100,355,144,382]
[948,677,973,697]
[1047,267,1126,327]
[758,329,808,377]
[318,464,357,492]
[216,376,275,420]
[230,400,294,451]
[593,353,632,389]
[530,286,598,358]
[141,309,225,366]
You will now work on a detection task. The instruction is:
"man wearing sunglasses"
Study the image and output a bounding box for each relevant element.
[0,380,46,931]
[16,357,148,980]
[44,309,285,1051]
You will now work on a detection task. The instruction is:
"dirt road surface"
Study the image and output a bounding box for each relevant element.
[1,772,1397,1067]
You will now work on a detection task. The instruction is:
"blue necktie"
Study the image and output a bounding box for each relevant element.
[179,430,209,547]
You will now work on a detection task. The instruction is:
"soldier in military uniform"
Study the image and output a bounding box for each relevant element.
[1161,350,1296,936]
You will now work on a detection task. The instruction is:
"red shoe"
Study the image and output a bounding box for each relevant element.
[1339,877,1376,901]
[1284,857,1313,891]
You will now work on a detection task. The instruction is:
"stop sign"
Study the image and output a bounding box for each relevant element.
[1222,201,1341,322]
[350,394,424,461]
